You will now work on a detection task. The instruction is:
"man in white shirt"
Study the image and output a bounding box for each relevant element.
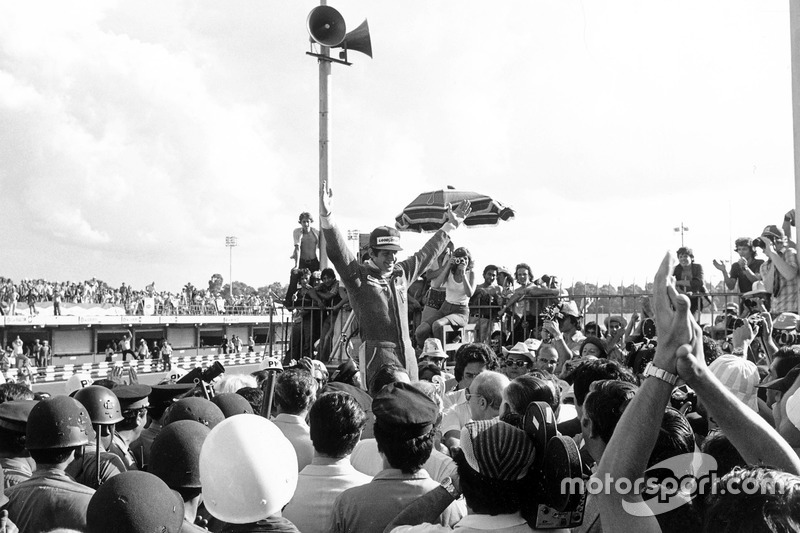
[272,369,318,472]
[283,392,371,533]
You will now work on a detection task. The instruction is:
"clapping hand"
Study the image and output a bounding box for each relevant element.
[652,251,703,378]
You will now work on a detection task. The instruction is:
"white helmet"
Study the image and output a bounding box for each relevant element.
[65,372,93,395]
[200,415,297,523]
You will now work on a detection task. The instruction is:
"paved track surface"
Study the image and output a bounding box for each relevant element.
[32,362,262,396]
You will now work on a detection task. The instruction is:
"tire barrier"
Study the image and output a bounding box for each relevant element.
[32,351,283,383]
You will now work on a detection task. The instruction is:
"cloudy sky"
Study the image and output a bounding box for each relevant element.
[0,1,796,292]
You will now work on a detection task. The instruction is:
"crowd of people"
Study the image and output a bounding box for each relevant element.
[1,242,799,532]
[0,193,797,532]
[0,278,276,317]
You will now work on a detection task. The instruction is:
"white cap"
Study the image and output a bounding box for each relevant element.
[786,389,800,432]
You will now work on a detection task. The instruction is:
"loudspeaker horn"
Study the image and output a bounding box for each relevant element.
[307,5,346,47]
[337,19,372,58]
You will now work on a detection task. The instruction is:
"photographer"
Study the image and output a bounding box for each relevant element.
[712,237,763,295]
[414,247,476,347]
[756,225,799,315]
[541,301,585,374]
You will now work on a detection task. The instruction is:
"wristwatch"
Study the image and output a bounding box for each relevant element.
[440,477,459,499]
[644,362,678,386]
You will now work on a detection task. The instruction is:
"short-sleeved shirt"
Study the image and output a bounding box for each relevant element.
[329,468,466,533]
[729,258,764,294]
[283,459,372,533]
[760,248,799,314]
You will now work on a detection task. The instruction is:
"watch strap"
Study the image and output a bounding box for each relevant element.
[644,362,678,386]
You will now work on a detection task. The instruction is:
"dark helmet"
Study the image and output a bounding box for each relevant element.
[74,386,124,425]
[26,396,93,450]
[211,393,254,418]
[163,397,224,429]
[150,420,209,489]
[87,471,184,533]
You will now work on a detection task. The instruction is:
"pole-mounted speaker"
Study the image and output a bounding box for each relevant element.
[338,20,372,59]
[307,5,346,47]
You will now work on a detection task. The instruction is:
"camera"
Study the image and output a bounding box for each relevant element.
[670,385,698,413]
[539,304,563,323]
[625,339,657,375]
[452,256,469,266]
[752,237,768,249]
[743,297,761,310]
[779,331,799,345]
[727,315,764,334]
[641,317,657,339]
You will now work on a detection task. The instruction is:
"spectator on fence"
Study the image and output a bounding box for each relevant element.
[713,237,764,295]
[673,246,708,318]
[287,268,323,363]
[310,268,342,362]
[468,264,503,343]
[757,224,799,315]
[498,266,562,344]
[415,247,476,348]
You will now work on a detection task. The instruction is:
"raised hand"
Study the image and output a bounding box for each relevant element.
[320,180,333,217]
[712,259,726,271]
[652,251,702,375]
[446,200,472,228]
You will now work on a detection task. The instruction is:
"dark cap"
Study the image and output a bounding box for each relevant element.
[762,225,786,241]
[87,471,184,533]
[758,365,800,393]
[210,393,254,418]
[163,397,225,429]
[114,384,152,411]
[0,400,38,433]
[150,420,210,489]
[369,226,403,251]
[149,384,195,408]
[372,382,438,438]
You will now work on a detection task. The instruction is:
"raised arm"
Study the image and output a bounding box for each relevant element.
[319,181,357,274]
[676,341,800,474]
[429,263,452,289]
[713,259,737,291]
[596,251,696,533]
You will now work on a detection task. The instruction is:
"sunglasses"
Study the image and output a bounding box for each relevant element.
[505,360,531,368]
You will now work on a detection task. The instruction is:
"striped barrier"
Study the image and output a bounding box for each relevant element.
[31,351,284,383]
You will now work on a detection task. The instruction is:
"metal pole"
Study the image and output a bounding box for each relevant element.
[318,20,331,270]
[229,244,233,300]
[790,0,800,308]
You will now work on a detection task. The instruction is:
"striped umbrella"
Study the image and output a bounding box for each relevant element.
[394,188,515,233]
